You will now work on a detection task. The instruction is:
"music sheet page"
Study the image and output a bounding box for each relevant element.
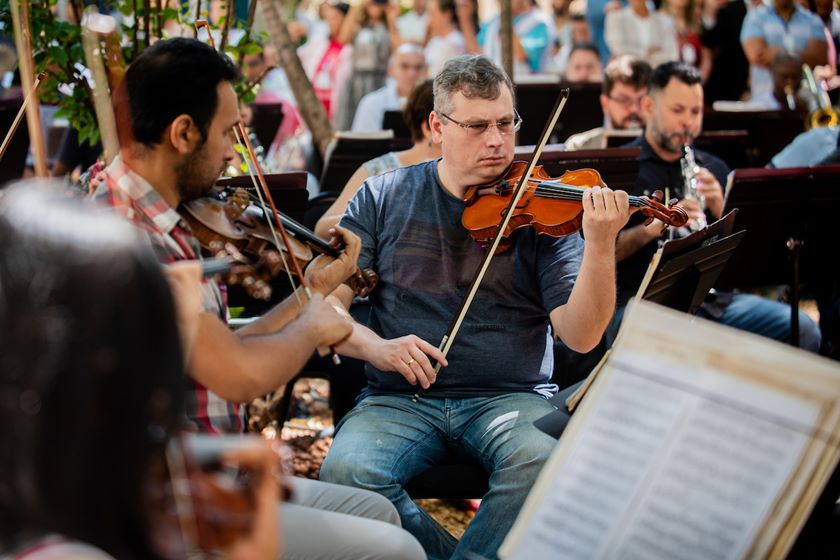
[500,302,832,560]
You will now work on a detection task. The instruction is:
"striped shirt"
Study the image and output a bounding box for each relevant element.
[93,155,244,434]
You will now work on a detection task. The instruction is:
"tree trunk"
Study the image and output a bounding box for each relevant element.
[9,0,48,176]
[258,0,334,158]
[500,0,513,80]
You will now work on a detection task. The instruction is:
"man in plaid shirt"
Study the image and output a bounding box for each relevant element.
[95,38,425,560]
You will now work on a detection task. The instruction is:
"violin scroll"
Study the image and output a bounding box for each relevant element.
[638,189,690,229]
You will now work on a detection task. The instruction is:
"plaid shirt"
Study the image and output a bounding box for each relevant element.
[94,156,244,434]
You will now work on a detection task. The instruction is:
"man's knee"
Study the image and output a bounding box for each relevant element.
[320,447,393,492]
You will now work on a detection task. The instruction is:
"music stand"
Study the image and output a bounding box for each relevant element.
[702,109,805,167]
[216,171,308,223]
[515,81,603,145]
[382,110,411,141]
[0,93,31,187]
[319,131,394,192]
[250,102,285,149]
[715,165,840,346]
[513,146,641,192]
[535,211,745,439]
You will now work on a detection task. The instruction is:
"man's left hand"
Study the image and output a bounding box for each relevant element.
[581,186,635,247]
[693,167,724,219]
[304,225,362,296]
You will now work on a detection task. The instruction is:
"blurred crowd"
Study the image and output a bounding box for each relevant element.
[3,0,839,182]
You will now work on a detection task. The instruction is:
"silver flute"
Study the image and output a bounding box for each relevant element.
[680,144,707,232]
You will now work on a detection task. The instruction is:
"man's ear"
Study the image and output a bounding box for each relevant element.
[599,93,609,116]
[168,115,201,155]
[641,94,654,122]
[429,111,444,143]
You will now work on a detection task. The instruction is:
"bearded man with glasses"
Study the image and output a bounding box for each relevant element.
[319,54,633,560]
[565,55,652,151]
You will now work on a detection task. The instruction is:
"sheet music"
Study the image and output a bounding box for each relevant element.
[502,346,820,560]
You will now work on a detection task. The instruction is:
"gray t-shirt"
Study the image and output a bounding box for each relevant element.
[341,160,583,398]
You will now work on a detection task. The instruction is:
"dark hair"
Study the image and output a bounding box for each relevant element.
[568,42,600,61]
[0,185,184,559]
[434,0,459,23]
[122,38,238,147]
[404,79,435,143]
[331,1,351,15]
[603,56,652,96]
[648,61,702,95]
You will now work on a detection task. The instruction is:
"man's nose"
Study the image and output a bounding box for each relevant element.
[484,124,504,147]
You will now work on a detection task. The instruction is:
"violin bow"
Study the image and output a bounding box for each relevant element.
[0,72,43,165]
[432,88,571,376]
[196,20,342,365]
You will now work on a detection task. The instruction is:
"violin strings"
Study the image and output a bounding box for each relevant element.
[233,126,302,306]
[497,181,651,208]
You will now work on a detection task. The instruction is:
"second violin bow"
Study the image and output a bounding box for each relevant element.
[0,73,43,164]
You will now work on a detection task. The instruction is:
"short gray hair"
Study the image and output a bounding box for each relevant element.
[433,55,515,115]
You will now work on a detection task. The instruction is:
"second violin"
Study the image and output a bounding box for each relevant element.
[183,186,378,300]
[462,162,688,253]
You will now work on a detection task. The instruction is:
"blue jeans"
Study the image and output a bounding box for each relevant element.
[319,392,558,560]
[706,293,822,352]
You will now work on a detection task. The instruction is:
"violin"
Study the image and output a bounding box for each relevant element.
[462,162,689,254]
[182,186,378,300]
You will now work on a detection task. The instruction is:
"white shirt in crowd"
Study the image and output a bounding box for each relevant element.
[425,30,466,77]
[397,10,430,44]
[351,80,406,132]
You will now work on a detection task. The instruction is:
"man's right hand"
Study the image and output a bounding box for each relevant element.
[304,225,362,296]
[367,335,448,389]
[298,294,353,347]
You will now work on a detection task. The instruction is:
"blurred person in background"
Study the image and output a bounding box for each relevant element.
[424,0,467,76]
[352,44,428,131]
[565,55,651,149]
[317,80,440,237]
[605,0,679,67]
[563,42,605,81]
[335,0,400,130]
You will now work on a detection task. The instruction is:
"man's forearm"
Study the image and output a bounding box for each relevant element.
[236,286,308,337]
[552,242,617,353]
[189,313,323,403]
[616,223,661,261]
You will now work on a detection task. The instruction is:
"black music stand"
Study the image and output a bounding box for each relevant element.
[515,81,603,145]
[715,165,840,347]
[319,132,394,192]
[643,212,744,315]
[0,93,30,187]
[513,146,641,192]
[250,102,285,149]
[702,109,805,166]
[216,171,308,223]
[382,110,411,141]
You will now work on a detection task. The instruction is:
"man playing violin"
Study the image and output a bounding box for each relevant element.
[319,54,634,560]
[94,38,425,560]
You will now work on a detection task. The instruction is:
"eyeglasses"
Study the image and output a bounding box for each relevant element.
[399,63,426,72]
[439,111,522,137]
[607,95,644,108]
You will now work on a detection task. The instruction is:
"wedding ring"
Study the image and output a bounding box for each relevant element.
[405,358,415,366]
